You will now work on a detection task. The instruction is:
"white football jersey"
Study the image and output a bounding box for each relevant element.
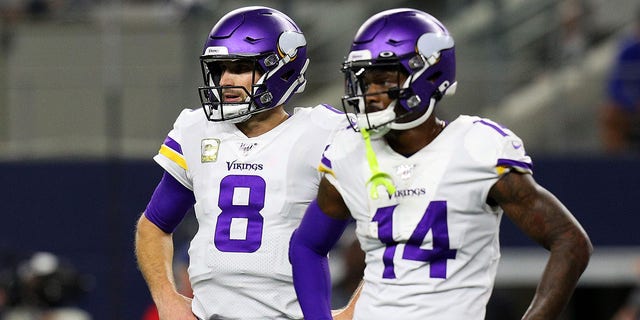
[320,115,533,320]
[154,105,347,320]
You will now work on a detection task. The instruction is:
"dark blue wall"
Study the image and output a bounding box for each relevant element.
[0,156,638,319]
[499,156,640,247]
[0,160,163,320]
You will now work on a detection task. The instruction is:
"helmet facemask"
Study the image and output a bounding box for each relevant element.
[341,32,457,139]
[198,56,270,123]
[342,61,410,138]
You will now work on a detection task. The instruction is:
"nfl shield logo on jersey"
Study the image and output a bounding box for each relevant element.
[395,164,416,181]
[201,138,221,162]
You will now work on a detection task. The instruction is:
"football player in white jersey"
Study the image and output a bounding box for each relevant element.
[134,6,351,320]
[289,8,593,320]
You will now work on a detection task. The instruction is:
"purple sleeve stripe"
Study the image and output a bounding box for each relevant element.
[320,155,332,170]
[497,158,533,171]
[474,119,508,137]
[321,103,343,114]
[163,136,183,154]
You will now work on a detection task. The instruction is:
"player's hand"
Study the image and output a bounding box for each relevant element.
[157,293,197,320]
[332,308,353,320]
[332,281,361,320]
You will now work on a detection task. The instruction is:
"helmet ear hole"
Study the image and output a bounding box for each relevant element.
[280,70,294,82]
[427,71,442,83]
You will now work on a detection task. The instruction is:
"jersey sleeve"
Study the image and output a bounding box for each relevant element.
[464,117,533,177]
[317,128,363,204]
[308,104,349,130]
[317,126,347,178]
[153,109,195,190]
[309,104,353,183]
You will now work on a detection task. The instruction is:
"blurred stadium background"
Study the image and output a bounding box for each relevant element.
[0,0,639,319]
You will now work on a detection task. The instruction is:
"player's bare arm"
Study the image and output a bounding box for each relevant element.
[489,172,593,320]
[135,215,196,320]
[317,176,351,220]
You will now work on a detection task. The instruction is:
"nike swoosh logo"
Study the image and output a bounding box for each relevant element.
[511,141,522,149]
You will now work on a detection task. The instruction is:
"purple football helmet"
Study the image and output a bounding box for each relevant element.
[341,8,457,136]
[198,6,309,123]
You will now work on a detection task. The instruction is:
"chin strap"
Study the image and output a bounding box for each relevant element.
[389,97,436,130]
[361,127,396,199]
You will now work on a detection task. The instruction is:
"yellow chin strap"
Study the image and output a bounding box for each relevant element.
[361,127,396,199]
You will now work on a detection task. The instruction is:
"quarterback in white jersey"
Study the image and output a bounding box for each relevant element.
[290,8,592,320]
[135,6,351,320]
[155,104,344,318]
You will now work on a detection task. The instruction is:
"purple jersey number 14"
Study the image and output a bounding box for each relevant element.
[214,175,265,253]
[372,201,457,279]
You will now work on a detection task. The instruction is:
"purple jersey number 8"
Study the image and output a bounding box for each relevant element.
[214,175,265,253]
[373,200,457,279]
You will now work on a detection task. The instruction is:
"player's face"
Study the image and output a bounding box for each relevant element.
[363,68,407,113]
[218,60,262,103]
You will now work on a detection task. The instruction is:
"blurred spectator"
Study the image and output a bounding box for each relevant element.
[600,7,640,154]
[611,259,640,320]
[0,0,20,55]
[26,0,52,20]
[556,0,590,66]
[0,251,93,320]
[541,0,592,71]
[0,0,61,21]
[612,289,640,320]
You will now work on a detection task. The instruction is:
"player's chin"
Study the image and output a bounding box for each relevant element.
[364,104,386,113]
